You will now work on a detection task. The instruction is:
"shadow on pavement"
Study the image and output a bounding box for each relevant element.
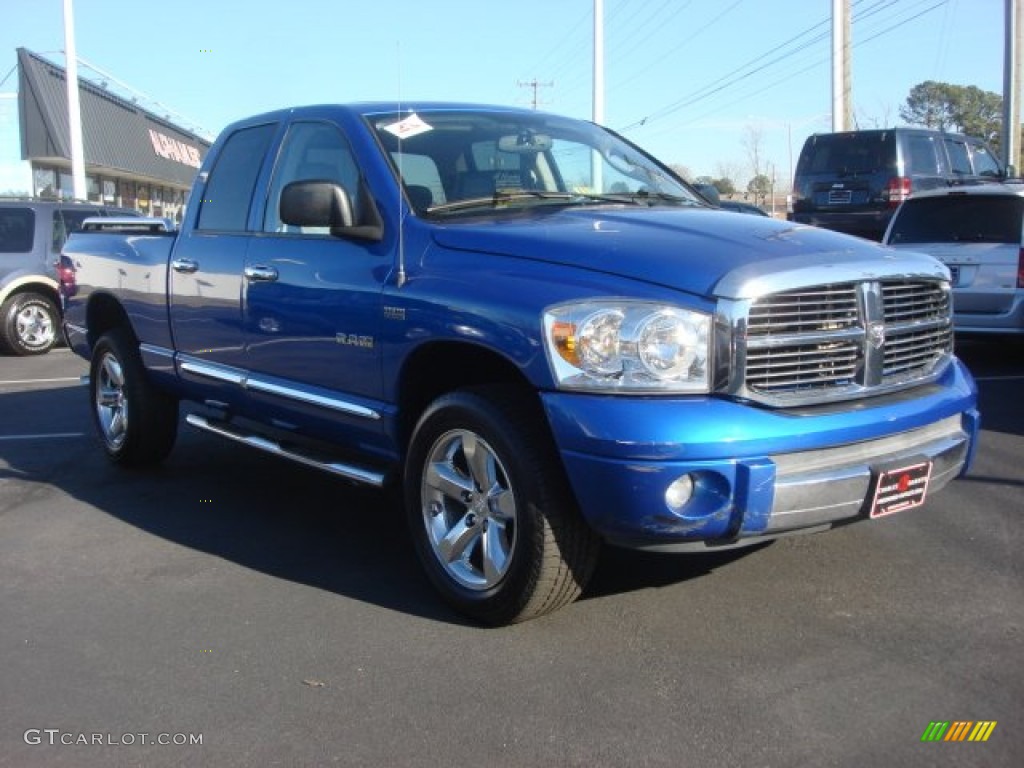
[0,384,756,625]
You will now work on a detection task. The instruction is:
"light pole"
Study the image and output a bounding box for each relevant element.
[63,0,87,200]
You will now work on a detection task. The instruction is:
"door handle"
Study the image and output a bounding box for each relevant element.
[244,265,279,282]
[171,258,199,274]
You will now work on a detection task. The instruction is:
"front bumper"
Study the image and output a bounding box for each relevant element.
[541,358,978,551]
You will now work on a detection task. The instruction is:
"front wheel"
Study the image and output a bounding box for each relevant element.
[0,293,60,355]
[405,386,599,625]
[90,328,178,467]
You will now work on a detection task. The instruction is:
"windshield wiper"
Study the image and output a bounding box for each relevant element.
[573,190,698,207]
[426,189,698,215]
[427,191,577,214]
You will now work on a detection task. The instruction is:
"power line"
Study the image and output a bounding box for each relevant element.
[624,0,949,143]
[618,0,946,132]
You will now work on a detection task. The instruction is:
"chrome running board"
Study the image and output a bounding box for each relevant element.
[185,413,386,487]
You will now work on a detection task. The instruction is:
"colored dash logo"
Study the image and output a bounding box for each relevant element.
[921,721,997,742]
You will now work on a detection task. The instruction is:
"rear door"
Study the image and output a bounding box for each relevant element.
[886,192,1023,314]
[170,122,277,383]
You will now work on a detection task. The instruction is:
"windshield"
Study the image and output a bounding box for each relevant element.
[365,109,702,215]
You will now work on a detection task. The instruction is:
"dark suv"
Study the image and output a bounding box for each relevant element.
[789,128,1006,241]
[0,199,138,355]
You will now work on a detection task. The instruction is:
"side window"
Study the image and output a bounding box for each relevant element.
[263,121,361,234]
[197,123,277,231]
[970,143,1001,177]
[904,135,939,174]
[53,209,100,252]
[0,207,35,253]
[944,138,972,175]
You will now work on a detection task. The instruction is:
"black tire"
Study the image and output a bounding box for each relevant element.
[89,328,178,467]
[404,386,600,625]
[0,293,60,356]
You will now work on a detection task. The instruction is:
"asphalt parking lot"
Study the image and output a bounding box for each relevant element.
[1,341,1022,767]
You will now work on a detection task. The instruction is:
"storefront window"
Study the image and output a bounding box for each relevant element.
[57,171,74,199]
[119,180,136,210]
[87,175,100,202]
[102,179,116,204]
[33,167,56,198]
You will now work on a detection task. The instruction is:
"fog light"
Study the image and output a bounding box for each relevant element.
[665,474,695,513]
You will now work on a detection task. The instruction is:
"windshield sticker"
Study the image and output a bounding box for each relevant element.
[382,113,434,139]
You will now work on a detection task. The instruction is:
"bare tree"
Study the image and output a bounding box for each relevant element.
[668,163,693,181]
[743,125,764,183]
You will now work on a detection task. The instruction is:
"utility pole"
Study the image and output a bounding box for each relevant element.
[593,0,604,125]
[517,79,553,110]
[593,0,604,191]
[832,0,852,132]
[1003,0,1022,173]
[63,0,87,200]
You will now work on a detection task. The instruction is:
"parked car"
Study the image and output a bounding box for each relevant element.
[883,184,1024,336]
[692,183,770,216]
[0,199,138,355]
[789,128,1006,241]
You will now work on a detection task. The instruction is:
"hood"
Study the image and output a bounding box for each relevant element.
[429,207,947,299]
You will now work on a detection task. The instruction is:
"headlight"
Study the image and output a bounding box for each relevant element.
[543,300,711,393]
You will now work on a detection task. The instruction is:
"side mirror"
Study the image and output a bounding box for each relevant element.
[280,180,384,242]
[281,180,354,228]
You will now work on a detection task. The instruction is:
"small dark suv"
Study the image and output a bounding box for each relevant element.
[789,128,1006,241]
[0,199,138,355]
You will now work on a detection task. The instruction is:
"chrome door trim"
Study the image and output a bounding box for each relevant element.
[177,356,380,420]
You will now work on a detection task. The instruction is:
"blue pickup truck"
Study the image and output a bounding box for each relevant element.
[62,103,979,624]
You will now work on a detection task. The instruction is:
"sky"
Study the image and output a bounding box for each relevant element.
[0,0,1009,190]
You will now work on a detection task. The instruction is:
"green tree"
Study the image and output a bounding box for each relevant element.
[747,174,771,206]
[900,80,1002,145]
[713,177,736,197]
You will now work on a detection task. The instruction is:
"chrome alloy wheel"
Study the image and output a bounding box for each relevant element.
[421,429,518,591]
[95,352,128,450]
[15,303,55,349]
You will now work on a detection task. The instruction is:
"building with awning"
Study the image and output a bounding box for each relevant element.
[14,47,211,221]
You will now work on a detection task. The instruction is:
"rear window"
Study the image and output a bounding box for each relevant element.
[796,133,895,176]
[0,207,35,253]
[888,195,1024,244]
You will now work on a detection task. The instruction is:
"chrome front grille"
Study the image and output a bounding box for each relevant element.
[739,279,952,406]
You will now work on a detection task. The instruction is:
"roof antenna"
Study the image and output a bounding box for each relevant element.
[395,40,407,288]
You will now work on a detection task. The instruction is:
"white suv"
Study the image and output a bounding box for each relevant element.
[883,183,1024,336]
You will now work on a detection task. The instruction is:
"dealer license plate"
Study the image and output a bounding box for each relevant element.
[869,461,933,518]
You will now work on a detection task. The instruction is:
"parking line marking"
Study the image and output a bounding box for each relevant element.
[0,377,85,385]
[0,433,86,441]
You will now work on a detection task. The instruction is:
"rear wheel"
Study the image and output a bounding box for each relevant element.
[0,293,60,355]
[90,328,178,466]
[405,386,599,625]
